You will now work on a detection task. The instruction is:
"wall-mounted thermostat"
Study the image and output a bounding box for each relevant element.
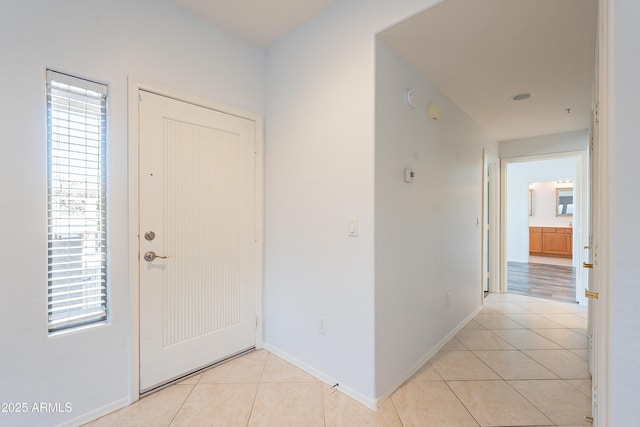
[404,168,416,183]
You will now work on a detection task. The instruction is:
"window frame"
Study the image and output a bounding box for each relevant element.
[46,70,109,333]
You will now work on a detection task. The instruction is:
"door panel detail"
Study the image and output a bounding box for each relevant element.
[139,91,257,391]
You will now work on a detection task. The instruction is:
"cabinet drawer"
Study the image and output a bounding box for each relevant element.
[555,228,572,234]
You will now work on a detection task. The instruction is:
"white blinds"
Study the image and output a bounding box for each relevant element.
[47,70,108,333]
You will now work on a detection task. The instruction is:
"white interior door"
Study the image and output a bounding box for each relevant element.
[483,160,490,294]
[139,91,258,392]
[483,151,500,295]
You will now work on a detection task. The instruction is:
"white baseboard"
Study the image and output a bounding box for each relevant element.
[56,397,129,427]
[264,306,482,411]
[262,343,379,410]
[373,305,483,406]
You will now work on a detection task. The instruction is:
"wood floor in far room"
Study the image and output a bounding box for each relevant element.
[508,261,577,304]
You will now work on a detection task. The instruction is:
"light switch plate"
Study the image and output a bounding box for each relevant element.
[348,218,358,237]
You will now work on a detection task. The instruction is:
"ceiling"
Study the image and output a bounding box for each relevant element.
[172,0,598,142]
[379,0,598,141]
[171,0,337,47]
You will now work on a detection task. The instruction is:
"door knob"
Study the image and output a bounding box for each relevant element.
[582,262,594,269]
[144,251,168,262]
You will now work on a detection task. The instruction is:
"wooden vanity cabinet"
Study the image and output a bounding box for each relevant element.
[529,227,543,253]
[529,227,572,258]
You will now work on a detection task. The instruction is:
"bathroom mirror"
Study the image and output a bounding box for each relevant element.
[556,188,573,216]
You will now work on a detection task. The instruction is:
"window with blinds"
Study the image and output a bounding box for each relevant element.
[47,70,108,333]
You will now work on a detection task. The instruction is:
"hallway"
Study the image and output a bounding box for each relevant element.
[86,293,590,426]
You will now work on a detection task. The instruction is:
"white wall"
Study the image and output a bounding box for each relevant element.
[374,40,498,398]
[500,129,589,159]
[609,1,640,423]
[263,0,444,404]
[505,157,578,263]
[529,181,574,227]
[0,1,264,425]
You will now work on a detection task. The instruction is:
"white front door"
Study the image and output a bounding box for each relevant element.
[138,91,258,392]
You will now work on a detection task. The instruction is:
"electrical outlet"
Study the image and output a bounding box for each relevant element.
[446,292,452,306]
[318,317,327,335]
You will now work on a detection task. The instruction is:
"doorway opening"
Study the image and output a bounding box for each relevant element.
[501,151,589,306]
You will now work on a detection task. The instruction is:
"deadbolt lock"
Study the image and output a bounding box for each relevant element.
[144,231,156,241]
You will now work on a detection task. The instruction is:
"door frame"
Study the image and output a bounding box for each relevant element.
[592,0,611,423]
[500,151,588,299]
[127,78,264,403]
[482,150,501,298]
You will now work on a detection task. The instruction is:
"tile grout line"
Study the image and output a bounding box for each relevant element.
[563,378,593,398]
[501,379,556,426]
[412,357,483,423]
[387,392,405,427]
[442,379,482,427]
[245,351,270,426]
[244,381,260,427]
[166,383,197,427]
[321,382,327,427]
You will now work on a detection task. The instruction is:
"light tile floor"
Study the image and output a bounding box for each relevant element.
[86,293,591,426]
[529,256,574,267]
